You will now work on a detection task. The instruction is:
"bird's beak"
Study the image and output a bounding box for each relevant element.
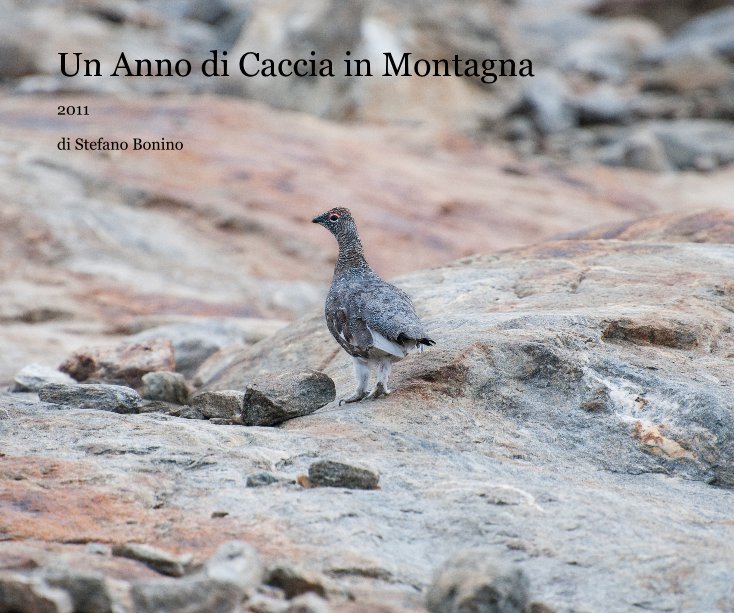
[312,214,324,224]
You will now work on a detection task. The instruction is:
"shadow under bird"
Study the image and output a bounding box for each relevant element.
[312,207,435,403]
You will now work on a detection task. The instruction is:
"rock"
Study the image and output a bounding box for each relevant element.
[425,550,529,613]
[142,371,189,404]
[130,575,243,613]
[129,319,287,379]
[111,543,192,577]
[174,405,207,420]
[59,339,176,388]
[285,593,331,613]
[38,383,141,414]
[651,120,734,170]
[43,571,117,613]
[574,85,631,125]
[307,460,380,490]
[9,363,76,393]
[646,6,734,63]
[202,540,264,593]
[522,73,576,135]
[641,51,732,94]
[192,390,245,420]
[131,540,263,613]
[265,563,328,599]
[246,472,293,488]
[0,572,73,613]
[239,371,335,427]
[600,128,672,172]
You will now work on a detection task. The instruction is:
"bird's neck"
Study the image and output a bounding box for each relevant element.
[334,233,370,277]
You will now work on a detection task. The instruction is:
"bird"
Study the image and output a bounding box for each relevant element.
[312,207,435,403]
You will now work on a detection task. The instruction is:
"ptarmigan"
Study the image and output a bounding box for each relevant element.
[312,207,435,403]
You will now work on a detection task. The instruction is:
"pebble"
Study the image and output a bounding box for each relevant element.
[142,371,189,404]
[192,390,245,420]
[307,460,380,490]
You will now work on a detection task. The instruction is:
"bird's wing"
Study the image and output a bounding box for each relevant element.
[358,279,428,344]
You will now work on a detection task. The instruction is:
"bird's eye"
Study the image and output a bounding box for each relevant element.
[329,214,340,222]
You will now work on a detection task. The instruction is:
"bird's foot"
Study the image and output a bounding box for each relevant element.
[339,391,368,406]
[366,383,391,400]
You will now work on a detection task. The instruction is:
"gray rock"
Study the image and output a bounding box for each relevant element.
[174,405,207,420]
[285,593,331,613]
[112,543,192,577]
[246,472,292,488]
[646,6,734,63]
[425,550,529,613]
[203,540,264,592]
[652,120,734,170]
[0,572,73,613]
[574,86,631,125]
[44,571,117,613]
[192,390,245,420]
[265,563,327,599]
[9,363,76,393]
[522,73,576,135]
[241,371,335,427]
[131,540,262,613]
[307,460,379,490]
[38,383,141,414]
[142,371,189,404]
[131,575,242,613]
[598,128,672,172]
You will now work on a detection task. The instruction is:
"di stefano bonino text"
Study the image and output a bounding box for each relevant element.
[59,50,534,85]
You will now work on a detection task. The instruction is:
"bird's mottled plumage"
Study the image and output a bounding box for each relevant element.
[313,207,434,403]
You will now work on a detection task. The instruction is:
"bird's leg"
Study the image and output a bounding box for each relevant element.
[367,358,393,400]
[340,356,370,405]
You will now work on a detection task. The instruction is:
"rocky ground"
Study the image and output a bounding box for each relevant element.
[1,1,734,612]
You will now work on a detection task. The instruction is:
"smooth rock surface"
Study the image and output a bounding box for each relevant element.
[38,383,142,414]
[240,371,336,427]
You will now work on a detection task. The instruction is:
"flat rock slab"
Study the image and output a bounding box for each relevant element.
[241,371,335,426]
[38,383,141,414]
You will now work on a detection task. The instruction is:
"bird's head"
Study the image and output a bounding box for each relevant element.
[312,207,357,240]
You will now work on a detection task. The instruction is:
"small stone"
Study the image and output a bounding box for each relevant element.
[307,460,379,490]
[203,540,264,592]
[241,371,335,427]
[84,543,111,556]
[59,339,175,388]
[265,562,327,599]
[0,572,73,613]
[112,543,193,577]
[426,550,529,613]
[174,405,207,420]
[131,575,242,613]
[39,383,141,414]
[142,371,189,404]
[9,363,76,393]
[192,390,245,420]
[285,592,331,613]
[44,571,117,613]
[247,472,292,488]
